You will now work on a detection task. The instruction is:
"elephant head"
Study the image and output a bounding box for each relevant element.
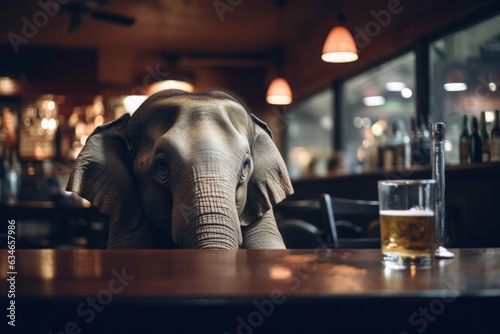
[67,89,293,249]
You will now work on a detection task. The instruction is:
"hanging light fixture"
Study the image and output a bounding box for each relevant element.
[443,66,467,92]
[321,3,358,63]
[147,55,195,95]
[266,0,292,105]
[362,84,385,107]
[147,71,195,95]
[266,77,293,105]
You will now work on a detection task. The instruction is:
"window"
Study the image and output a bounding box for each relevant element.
[340,52,416,173]
[430,13,500,165]
[284,11,500,177]
[286,88,334,180]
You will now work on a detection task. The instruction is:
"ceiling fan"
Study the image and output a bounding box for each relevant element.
[62,0,136,33]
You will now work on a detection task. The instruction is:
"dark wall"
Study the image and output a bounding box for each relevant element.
[0,46,99,95]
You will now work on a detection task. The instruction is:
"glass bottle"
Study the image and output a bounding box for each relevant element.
[479,111,490,163]
[419,115,431,165]
[409,117,419,166]
[0,124,4,201]
[383,123,395,169]
[392,120,411,168]
[490,109,500,162]
[4,148,21,205]
[401,120,411,168]
[377,128,388,169]
[459,114,470,165]
[469,116,482,164]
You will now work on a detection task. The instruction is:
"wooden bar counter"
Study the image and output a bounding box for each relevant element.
[1,248,499,333]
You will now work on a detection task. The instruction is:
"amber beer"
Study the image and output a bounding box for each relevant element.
[380,209,435,256]
[378,179,435,268]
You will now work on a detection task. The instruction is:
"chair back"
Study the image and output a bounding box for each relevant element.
[319,193,380,248]
[273,198,322,248]
[274,198,321,225]
[274,194,380,249]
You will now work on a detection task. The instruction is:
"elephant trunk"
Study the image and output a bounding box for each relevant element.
[177,213,241,249]
[172,178,242,249]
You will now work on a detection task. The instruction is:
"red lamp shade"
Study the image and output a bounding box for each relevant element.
[321,26,358,63]
[266,77,293,105]
[443,67,467,92]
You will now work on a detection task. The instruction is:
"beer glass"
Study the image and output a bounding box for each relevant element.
[377,180,436,269]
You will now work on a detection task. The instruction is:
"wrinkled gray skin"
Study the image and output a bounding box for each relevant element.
[67,89,293,249]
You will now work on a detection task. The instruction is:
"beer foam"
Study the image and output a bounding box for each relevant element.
[380,209,434,216]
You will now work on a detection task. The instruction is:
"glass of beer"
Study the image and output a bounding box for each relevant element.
[377,180,436,269]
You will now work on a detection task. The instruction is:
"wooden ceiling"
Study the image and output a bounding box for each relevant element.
[0,0,343,99]
[2,0,499,102]
[0,0,335,57]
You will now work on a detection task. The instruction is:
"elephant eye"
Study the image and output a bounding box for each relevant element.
[243,157,251,169]
[239,155,252,184]
[154,154,170,183]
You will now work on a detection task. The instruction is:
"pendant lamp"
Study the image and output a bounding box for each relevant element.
[321,9,358,63]
[147,55,195,95]
[266,77,293,105]
[147,76,194,95]
[443,66,467,92]
[266,0,292,105]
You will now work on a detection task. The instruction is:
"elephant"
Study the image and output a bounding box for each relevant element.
[66,89,294,249]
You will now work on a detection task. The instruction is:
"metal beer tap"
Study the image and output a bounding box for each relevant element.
[431,122,455,258]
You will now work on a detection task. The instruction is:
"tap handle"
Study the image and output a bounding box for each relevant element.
[431,122,445,141]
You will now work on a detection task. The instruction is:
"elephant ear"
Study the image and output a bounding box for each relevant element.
[66,113,141,231]
[240,114,294,226]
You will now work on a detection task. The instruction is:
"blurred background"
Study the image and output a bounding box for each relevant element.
[1,0,499,248]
